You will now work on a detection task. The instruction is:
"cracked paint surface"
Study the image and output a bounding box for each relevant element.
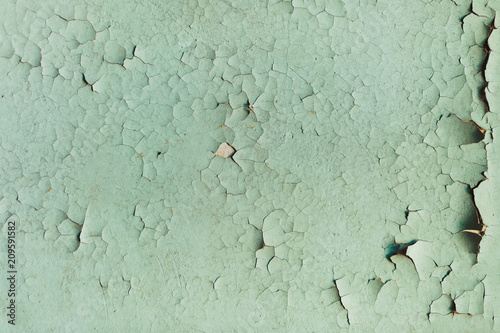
[0,0,498,331]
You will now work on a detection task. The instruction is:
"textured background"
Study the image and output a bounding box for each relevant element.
[1,0,499,331]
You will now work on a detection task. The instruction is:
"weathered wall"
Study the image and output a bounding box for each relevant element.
[0,0,498,331]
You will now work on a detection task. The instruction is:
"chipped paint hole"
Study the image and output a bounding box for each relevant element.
[385,240,417,259]
[454,232,481,256]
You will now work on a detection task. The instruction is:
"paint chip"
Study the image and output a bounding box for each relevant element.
[215,142,236,158]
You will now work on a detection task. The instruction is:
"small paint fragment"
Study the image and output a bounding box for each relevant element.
[215,142,236,158]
